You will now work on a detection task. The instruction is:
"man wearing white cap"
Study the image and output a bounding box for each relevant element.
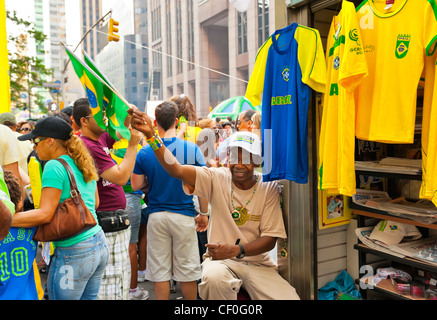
[128,106,300,300]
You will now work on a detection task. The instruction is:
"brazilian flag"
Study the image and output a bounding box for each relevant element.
[83,51,130,140]
[65,47,106,131]
[64,46,130,140]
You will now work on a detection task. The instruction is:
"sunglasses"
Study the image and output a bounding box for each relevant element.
[20,127,32,132]
[32,137,47,146]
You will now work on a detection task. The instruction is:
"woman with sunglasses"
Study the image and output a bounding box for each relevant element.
[17,121,34,134]
[12,116,109,300]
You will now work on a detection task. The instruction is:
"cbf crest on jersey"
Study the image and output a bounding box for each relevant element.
[395,34,410,59]
[282,66,290,82]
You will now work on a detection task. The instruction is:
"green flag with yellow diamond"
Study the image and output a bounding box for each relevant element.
[65,47,107,131]
[83,51,131,140]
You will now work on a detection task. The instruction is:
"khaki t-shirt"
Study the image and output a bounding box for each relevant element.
[183,166,287,268]
[0,125,20,167]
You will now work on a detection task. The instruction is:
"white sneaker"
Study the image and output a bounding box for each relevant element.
[138,271,147,283]
[130,288,150,300]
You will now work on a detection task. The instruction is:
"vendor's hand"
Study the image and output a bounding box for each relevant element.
[194,214,208,232]
[205,242,240,260]
[128,108,154,138]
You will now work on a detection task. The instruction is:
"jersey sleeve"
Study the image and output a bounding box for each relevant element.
[295,26,327,93]
[339,4,368,91]
[245,37,273,106]
[425,0,437,56]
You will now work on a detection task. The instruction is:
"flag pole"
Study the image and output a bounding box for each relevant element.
[82,49,124,99]
[60,42,131,107]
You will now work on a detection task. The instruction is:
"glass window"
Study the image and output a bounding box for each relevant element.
[238,12,247,54]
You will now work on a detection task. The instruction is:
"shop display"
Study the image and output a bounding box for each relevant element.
[354,0,437,143]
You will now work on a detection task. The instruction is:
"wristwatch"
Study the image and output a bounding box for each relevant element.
[236,244,245,259]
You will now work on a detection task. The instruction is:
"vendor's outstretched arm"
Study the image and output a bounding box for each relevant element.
[128,108,197,189]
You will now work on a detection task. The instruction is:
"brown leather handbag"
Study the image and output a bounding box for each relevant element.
[33,158,97,242]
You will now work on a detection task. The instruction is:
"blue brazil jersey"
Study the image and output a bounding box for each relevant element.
[255,23,326,183]
[0,227,39,300]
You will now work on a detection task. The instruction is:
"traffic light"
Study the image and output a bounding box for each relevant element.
[108,18,120,42]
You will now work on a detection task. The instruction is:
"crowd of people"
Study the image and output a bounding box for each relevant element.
[0,94,300,301]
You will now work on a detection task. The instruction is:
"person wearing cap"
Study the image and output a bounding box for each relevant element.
[128,107,300,300]
[73,98,143,300]
[11,116,109,300]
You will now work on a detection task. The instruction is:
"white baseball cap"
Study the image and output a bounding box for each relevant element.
[227,131,262,165]
[228,132,262,155]
[369,220,421,245]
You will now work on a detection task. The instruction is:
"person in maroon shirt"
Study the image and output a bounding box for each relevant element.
[73,98,143,300]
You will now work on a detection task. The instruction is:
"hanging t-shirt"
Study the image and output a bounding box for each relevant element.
[420,52,437,205]
[355,0,437,143]
[246,23,326,183]
[0,227,39,300]
[318,0,368,196]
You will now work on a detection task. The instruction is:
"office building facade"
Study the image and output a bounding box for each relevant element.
[147,0,275,118]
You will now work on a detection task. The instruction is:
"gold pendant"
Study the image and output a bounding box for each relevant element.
[231,207,250,227]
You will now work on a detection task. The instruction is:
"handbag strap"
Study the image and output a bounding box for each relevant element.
[55,158,82,206]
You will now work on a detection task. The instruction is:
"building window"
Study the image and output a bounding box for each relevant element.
[166,0,172,77]
[238,12,247,54]
[258,0,270,47]
[188,0,195,70]
[152,3,161,41]
[176,0,183,74]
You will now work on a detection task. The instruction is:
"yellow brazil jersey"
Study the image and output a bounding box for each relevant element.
[355,0,437,143]
[420,52,437,205]
[245,24,326,107]
[318,0,368,196]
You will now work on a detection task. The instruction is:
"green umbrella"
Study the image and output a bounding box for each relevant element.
[207,96,261,121]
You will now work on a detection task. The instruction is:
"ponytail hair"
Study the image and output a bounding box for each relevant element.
[170,94,199,126]
[63,134,99,183]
